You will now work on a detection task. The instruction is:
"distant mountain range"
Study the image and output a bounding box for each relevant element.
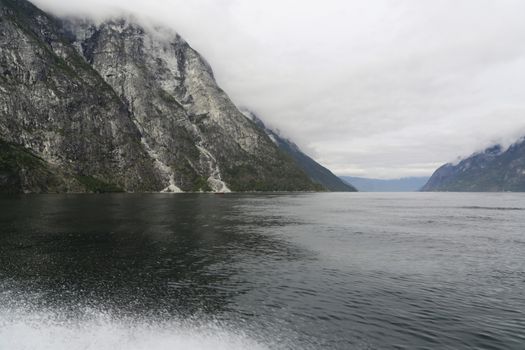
[422,138,525,192]
[241,110,356,192]
[340,176,429,192]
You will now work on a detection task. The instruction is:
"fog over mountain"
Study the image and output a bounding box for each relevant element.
[31,0,525,179]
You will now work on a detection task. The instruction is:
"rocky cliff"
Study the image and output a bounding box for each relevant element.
[0,0,321,193]
[422,140,525,192]
[241,109,356,192]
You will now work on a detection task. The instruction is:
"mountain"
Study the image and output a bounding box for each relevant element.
[422,139,525,192]
[241,110,356,192]
[0,0,322,193]
[341,176,429,192]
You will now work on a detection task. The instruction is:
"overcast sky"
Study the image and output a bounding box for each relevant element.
[33,0,525,178]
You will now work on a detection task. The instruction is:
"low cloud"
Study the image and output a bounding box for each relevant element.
[32,0,525,178]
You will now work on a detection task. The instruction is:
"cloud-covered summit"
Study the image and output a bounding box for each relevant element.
[32,0,525,178]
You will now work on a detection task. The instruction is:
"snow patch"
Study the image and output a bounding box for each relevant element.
[240,109,256,122]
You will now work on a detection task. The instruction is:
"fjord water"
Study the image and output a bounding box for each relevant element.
[0,193,524,349]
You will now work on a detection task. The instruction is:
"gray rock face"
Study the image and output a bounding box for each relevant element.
[422,141,525,192]
[0,0,165,192]
[0,0,318,193]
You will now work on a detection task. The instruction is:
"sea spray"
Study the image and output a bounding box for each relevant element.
[0,304,270,350]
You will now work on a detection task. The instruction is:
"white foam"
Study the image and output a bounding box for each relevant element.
[0,309,269,350]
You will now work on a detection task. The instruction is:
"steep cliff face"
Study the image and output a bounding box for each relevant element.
[60,17,316,192]
[0,0,319,193]
[422,141,525,192]
[241,109,356,192]
[0,0,165,192]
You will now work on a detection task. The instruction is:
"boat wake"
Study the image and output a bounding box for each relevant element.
[0,306,270,350]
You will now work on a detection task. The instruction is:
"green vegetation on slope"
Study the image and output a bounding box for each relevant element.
[0,140,64,193]
[76,176,124,193]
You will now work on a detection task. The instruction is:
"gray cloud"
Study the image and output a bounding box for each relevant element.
[32,0,525,178]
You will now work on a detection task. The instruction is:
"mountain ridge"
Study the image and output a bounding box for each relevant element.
[422,138,525,192]
[0,0,330,193]
[240,109,356,192]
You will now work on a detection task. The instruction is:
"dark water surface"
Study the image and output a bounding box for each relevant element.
[0,193,524,349]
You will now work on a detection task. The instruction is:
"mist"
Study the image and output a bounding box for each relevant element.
[31,0,525,178]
